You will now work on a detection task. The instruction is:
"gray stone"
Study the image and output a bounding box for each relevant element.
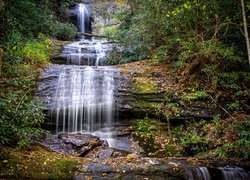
[87,163,113,173]
[97,148,114,158]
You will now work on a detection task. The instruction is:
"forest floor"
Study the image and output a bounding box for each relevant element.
[1,144,249,179]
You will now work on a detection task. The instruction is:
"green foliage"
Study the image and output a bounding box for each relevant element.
[53,22,77,41]
[105,47,123,65]
[172,120,209,155]
[4,64,31,78]
[109,0,249,100]
[214,117,250,158]
[0,0,81,40]
[232,119,250,158]
[182,88,208,101]
[133,118,160,134]
[0,0,81,149]
[54,157,78,174]
[2,34,51,76]
[0,0,53,38]
[17,139,31,150]
[133,115,250,158]
[159,89,208,120]
[132,118,182,157]
[0,92,46,146]
[101,25,118,39]
[111,0,245,62]
[22,36,52,65]
[151,45,169,65]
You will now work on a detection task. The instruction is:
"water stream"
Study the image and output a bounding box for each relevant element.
[53,66,115,134]
[51,3,117,143]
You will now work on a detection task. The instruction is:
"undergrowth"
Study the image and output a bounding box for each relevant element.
[0,33,50,147]
[133,115,250,158]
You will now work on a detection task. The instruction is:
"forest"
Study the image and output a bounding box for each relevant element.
[0,0,250,179]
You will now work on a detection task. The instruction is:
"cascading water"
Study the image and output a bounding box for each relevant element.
[61,39,109,66]
[50,3,116,142]
[95,41,106,66]
[78,3,88,33]
[54,66,115,134]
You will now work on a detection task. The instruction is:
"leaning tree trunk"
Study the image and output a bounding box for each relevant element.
[44,0,48,15]
[0,49,2,77]
[240,0,250,66]
[128,0,136,15]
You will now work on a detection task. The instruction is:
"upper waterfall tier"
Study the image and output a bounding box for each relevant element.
[77,3,91,35]
[60,39,114,66]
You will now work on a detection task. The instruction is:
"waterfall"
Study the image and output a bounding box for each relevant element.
[95,41,106,66]
[219,167,250,180]
[53,66,115,133]
[61,39,111,66]
[185,167,211,180]
[47,3,116,146]
[78,3,88,33]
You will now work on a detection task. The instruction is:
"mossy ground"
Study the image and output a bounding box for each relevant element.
[50,39,73,58]
[0,146,79,179]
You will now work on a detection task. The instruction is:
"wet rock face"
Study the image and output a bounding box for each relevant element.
[36,65,121,109]
[40,132,134,159]
[41,133,104,157]
[51,40,115,65]
[115,67,223,121]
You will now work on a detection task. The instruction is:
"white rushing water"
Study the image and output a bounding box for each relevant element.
[54,66,115,134]
[50,3,117,146]
[78,3,88,33]
[61,39,109,66]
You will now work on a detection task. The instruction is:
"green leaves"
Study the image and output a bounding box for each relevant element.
[0,92,46,146]
[183,3,191,9]
[53,23,77,41]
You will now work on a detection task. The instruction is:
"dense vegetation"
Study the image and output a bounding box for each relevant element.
[104,0,250,158]
[0,0,81,147]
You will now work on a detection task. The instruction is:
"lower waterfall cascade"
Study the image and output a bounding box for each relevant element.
[53,66,115,134]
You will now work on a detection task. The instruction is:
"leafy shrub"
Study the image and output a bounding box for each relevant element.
[133,118,159,134]
[2,33,51,73]
[0,92,46,146]
[172,120,209,156]
[53,22,77,40]
[22,34,52,65]
[101,25,118,39]
[4,63,31,78]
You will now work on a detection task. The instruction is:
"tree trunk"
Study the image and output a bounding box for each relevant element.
[44,0,48,15]
[0,49,2,77]
[128,0,136,15]
[240,0,250,66]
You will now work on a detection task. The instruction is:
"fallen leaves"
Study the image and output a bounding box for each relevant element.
[127,153,139,160]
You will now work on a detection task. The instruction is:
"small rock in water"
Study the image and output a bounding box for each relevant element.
[102,140,109,147]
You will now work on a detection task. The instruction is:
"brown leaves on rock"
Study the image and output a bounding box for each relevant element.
[117,60,183,94]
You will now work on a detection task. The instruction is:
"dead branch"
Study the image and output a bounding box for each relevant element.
[209,95,237,121]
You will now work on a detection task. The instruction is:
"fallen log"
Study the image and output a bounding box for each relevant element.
[78,32,108,39]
